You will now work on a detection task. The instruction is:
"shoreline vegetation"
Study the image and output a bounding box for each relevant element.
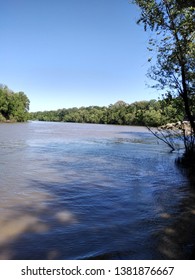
[0,84,192,131]
[28,98,186,127]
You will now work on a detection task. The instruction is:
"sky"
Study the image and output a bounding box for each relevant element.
[0,0,159,112]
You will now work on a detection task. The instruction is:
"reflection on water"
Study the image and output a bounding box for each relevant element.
[0,121,195,259]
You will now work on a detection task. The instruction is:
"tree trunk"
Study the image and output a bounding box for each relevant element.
[181,66,195,136]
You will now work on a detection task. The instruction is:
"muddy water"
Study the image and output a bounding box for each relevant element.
[0,121,194,259]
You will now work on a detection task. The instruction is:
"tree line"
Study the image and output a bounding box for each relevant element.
[29,98,186,127]
[0,84,30,122]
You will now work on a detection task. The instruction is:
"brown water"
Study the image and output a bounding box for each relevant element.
[0,121,195,259]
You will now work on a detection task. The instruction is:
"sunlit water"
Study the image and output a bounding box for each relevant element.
[0,121,195,259]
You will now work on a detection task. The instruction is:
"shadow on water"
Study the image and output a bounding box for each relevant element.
[1,171,195,260]
[0,179,149,260]
[0,185,79,259]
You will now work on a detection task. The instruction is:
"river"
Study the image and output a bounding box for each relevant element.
[0,121,195,259]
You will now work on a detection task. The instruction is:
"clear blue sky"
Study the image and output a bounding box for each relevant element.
[0,0,158,112]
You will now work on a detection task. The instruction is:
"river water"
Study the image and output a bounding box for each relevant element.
[0,121,195,260]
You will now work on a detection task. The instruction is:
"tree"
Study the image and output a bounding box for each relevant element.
[10,92,30,122]
[132,0,195,157]
[0,85,30,122]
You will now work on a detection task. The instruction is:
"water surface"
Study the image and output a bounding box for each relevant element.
[0,121,195,259]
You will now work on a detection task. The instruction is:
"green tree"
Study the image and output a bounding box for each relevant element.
[0,85,30,122]
[9,92,30,122]
[132,0,195,156]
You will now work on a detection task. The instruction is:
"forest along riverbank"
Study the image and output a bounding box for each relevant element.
[0,121,194,259]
